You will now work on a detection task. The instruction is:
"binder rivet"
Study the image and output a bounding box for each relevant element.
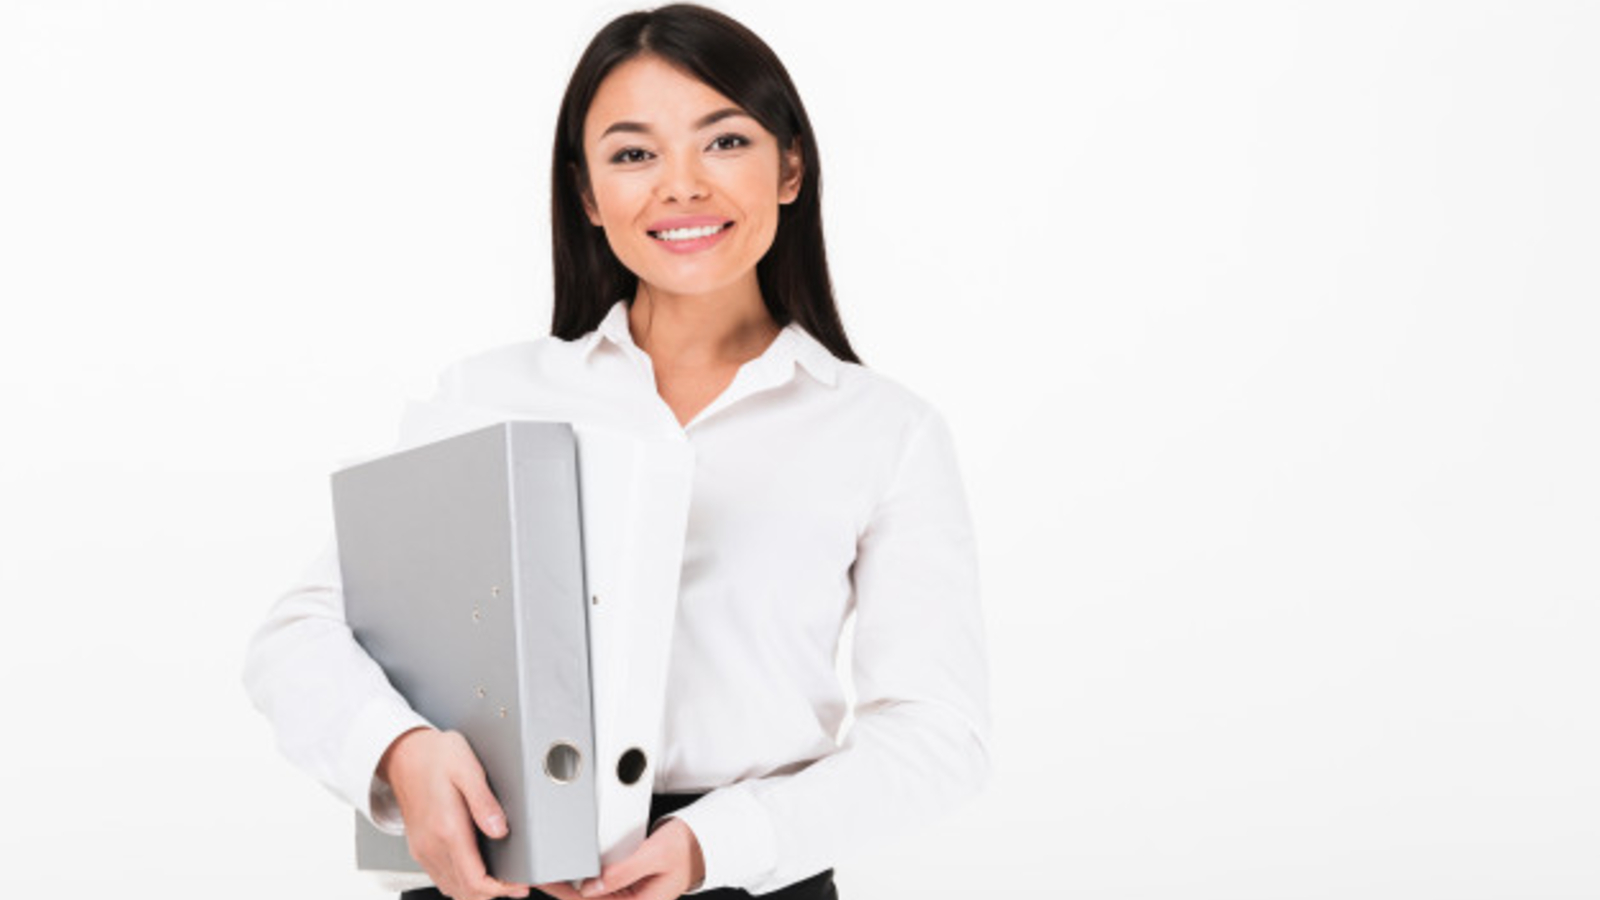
[592,594,600,606]
[498,706,508,718]
[617,748,647,786]
[545,742,583,784]
[472,607,483,623]
[490,585,501,598]
[475,686,487,699]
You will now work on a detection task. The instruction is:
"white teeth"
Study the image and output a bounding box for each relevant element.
[653,223,727,241]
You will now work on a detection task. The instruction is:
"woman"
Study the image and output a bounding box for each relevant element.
[244,6,990,900]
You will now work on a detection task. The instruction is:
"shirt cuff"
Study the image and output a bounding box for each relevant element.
[341,695,432,834]
[369,774,405,834]
[659,785,777,894]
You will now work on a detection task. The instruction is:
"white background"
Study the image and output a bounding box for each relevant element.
[2,1,1596,897]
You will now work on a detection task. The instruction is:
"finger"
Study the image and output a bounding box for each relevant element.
[452,751,509,839]
[448,857,530,900]
[479,876,532,899]
[631,874,686,900]
[408,812,474,898]
[437,805,523,900]
[582,842,663,897]
[536,881,586,900]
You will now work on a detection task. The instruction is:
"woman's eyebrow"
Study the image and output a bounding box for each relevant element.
[599,107,749,139]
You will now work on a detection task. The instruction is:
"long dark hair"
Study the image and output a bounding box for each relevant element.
[550,3,860,364]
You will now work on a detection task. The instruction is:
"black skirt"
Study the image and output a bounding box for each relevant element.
[399,793,837,900]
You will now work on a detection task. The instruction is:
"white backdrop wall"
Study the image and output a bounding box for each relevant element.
[1,1,1595,897]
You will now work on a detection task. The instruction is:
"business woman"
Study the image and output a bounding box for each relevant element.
[243,7,991,900]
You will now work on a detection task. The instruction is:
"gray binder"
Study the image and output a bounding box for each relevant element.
[332,421,599,885]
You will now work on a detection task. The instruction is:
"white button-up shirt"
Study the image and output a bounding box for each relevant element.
[243,299,991,895]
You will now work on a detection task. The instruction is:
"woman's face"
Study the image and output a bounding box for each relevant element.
[580,54,802,302]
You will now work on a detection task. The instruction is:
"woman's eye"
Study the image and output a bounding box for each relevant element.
[610,147,652,164]
[708,134,750,151]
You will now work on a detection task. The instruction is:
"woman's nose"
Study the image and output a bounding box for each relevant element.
[654,153,709,203]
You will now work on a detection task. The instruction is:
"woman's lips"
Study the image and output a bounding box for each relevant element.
[648,220,734,254]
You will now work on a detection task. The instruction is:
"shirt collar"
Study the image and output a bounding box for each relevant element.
[779,321,841,387]
[578,299,635,359]
[579,299,840,388]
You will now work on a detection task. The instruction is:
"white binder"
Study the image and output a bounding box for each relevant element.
[337,404,695,882]
[573,424,695,867]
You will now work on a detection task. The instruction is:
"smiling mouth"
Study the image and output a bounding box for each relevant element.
[648,222,734,242]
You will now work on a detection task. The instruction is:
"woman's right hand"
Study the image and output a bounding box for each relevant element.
[378,727,533,900]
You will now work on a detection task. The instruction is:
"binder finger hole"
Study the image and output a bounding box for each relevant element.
[544,741,583,784]
[617,747,647,785]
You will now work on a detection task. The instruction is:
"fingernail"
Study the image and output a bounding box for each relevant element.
[580,878,606,897]
[488,814,507,837]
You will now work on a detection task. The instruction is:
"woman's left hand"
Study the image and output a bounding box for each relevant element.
[536,818,705,900]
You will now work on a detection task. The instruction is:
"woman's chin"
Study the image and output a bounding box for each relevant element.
[631,268,761,303]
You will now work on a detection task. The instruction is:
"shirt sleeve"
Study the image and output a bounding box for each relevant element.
[666,407,993,894]
[241,534,434,832]
[239,372,478,833]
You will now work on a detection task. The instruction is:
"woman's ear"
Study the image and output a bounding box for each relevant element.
[778,140,804,205]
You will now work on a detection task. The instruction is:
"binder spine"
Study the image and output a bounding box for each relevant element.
[506,423,600,882]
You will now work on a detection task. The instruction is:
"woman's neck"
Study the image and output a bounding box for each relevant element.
[627,280,780,369]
